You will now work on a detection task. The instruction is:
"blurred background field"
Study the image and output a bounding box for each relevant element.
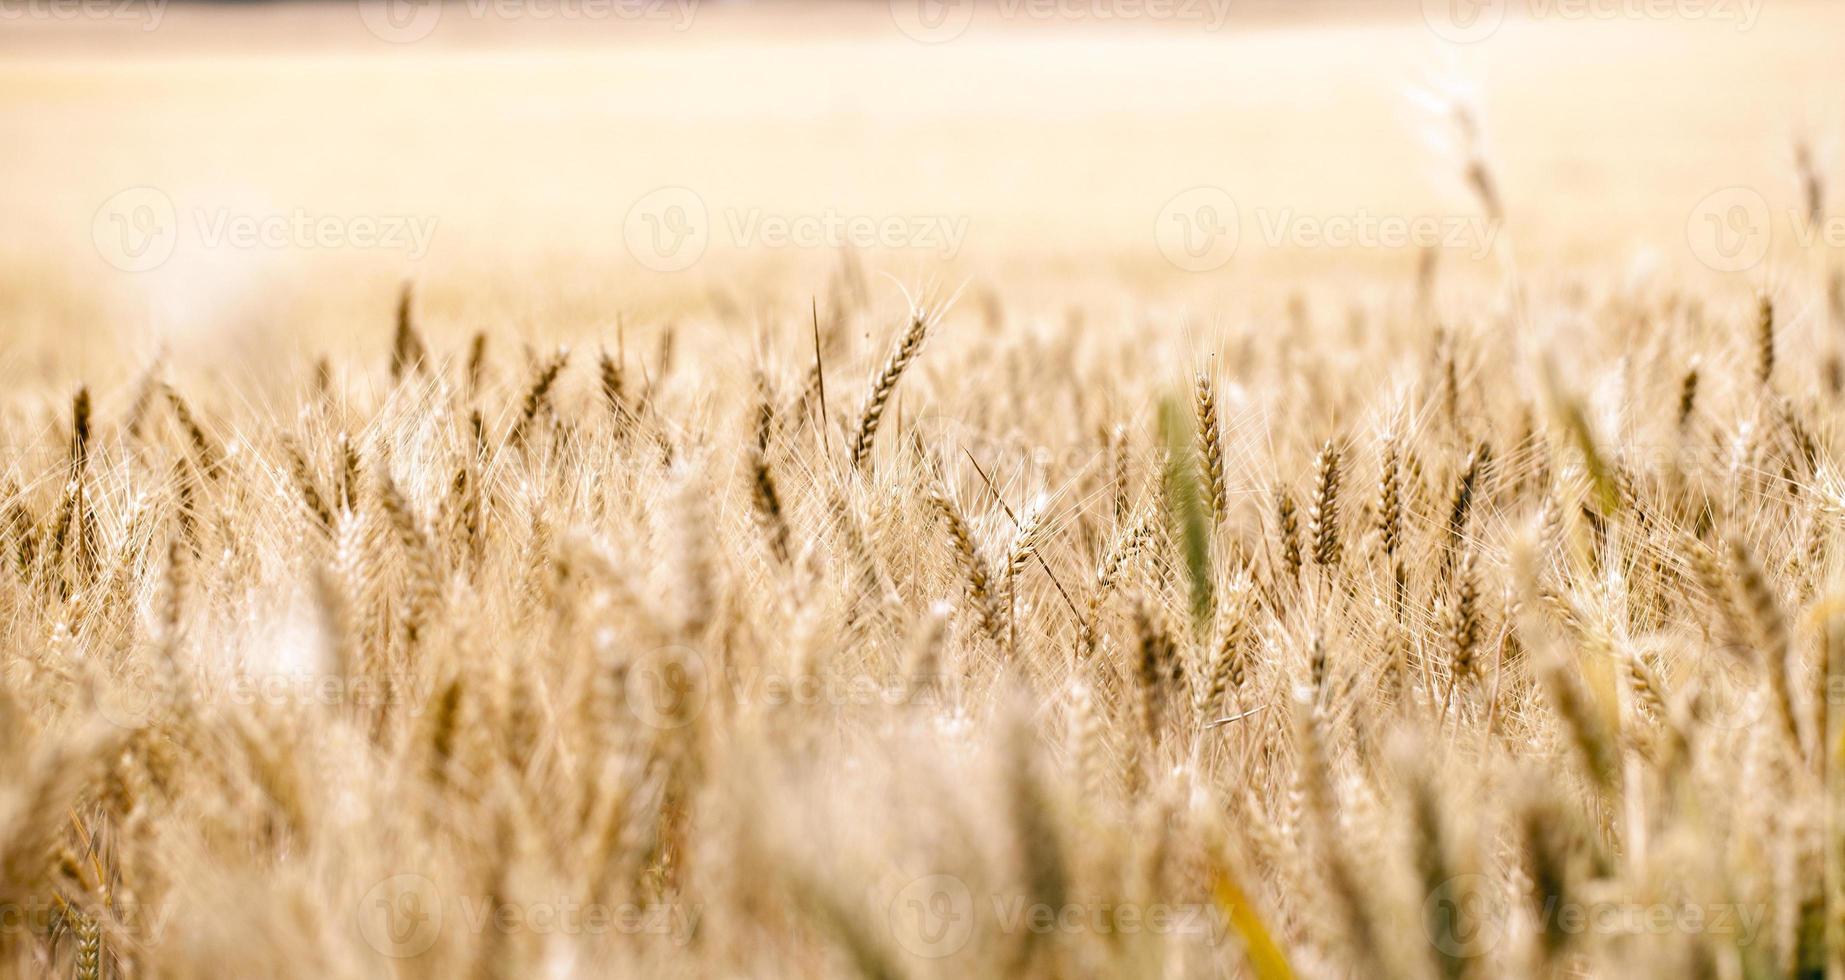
[0,0,1839,382]
[4,8,1845,976]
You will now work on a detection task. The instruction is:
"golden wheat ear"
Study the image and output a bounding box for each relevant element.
[849,307,931,472]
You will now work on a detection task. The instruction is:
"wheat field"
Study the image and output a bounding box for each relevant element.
[3,1,1845,977]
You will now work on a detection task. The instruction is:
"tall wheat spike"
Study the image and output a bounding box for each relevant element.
[849,309,929,471]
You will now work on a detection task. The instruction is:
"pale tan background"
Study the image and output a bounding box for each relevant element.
[0,0,1839,377]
